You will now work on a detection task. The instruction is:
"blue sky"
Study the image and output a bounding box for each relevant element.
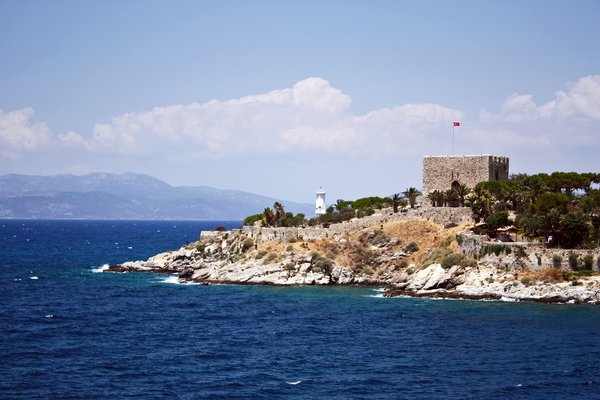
[1,0,599,204]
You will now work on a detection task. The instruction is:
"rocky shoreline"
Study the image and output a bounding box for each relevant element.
[106,214,600,305]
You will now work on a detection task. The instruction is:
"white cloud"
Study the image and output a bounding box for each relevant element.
[87,78,458,158]
[554,75,600,119]
[476,75,600,150]
[1,75,598,194]
[0,108,52,158]
[481,75,600,123]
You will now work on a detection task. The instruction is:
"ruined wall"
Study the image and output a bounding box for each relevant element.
[201,206,473,245]
[423,155,509,196]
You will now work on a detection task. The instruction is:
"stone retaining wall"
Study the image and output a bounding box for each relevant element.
[459,232,600,271]
[201,206,473,244]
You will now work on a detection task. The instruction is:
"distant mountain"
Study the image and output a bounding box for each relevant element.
[0,173,313,220]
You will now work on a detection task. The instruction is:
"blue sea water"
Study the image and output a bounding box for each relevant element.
[2,220,600,399]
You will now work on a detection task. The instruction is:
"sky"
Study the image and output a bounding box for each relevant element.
[1,0,599,205]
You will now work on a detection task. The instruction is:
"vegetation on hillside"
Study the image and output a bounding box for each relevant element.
[243,189,420,228]
[243,171,599,250]
[467,172,600,249]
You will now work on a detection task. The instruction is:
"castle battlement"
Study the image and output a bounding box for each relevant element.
[422,154,509,196]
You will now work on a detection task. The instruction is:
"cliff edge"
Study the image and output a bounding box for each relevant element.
[107,207,600,304]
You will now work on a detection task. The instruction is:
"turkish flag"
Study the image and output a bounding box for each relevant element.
[453,122,460,126]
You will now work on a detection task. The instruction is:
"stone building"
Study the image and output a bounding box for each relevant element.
[422,154,509,196]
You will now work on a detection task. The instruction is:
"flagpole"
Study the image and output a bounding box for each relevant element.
[452,124,455,155]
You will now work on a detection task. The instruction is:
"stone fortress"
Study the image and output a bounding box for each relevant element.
[422,154,509,196]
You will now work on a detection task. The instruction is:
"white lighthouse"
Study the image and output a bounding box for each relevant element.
[315,188,326,216]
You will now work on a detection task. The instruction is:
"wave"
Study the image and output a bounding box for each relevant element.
[287,380,302,385]
[30,276,39,280]
[364,288,386,298]
[91,264,110,273]
[159,275,181,284]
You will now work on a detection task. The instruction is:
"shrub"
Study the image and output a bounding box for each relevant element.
[583,254,594,270]
[568,252,579,270]
[311,252,333,274]
[286,244,294,252]
[480,244,511,258]
[513,246,527,259]
[443,236,454,247]
[441,253,464,269]
[242,238,254,252]
[195,242,206,252]
[264,252,277,263]
[422,248,453,267]
[536,254,542,266]
[284,263,296,271]
[404,242,420,253]
[215,226,227,232]
[552,254,562,268]
[461,258,477,268]
[520,276,533,286]
[371,230,389,245]
[455,234,464,245]
[256,250,268,259]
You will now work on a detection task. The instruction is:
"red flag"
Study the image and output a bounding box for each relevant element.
[453,122,460,127]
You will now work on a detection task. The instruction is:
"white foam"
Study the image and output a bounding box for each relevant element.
[364,288,386,298]
[45,314,54,318]
[30,276,39,280]
[91,264,110,273]
[500,296,519,302]
[287,380,302,385]
[159,275,181,284]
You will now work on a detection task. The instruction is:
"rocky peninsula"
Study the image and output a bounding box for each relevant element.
[107,207,600,304]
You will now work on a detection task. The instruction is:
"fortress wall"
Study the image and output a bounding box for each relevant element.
[202,207,473,245]
[423,155,509,196]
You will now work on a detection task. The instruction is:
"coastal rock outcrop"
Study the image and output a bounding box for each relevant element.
[107,213,600,305]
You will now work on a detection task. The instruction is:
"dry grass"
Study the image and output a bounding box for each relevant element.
[517,268,566,284]
[252,219,471,274]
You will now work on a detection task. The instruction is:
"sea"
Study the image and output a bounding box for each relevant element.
[2,219,600,399]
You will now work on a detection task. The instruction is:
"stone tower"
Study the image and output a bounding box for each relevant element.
[315,188,326,216]
[422,154,509,196]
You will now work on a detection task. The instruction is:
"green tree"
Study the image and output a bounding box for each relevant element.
[485,211,510,231]
[559,212,590,249]
[454,183,470,207]
[403,187,422,209]
[243,213,263,226]
[426,190,445,207]
[387,193,405,213]
[262,207,275,227]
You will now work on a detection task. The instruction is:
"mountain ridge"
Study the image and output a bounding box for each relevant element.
[0,172,313,220]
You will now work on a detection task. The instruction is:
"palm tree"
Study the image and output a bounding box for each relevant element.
[403,187,422,209]
[466,190,492,223]
[262,207,275,227]
[445,188,459,207]
[454,183,470,207]
[388,193,404,213]
[426,190,444,207]
[273,202,284,226]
